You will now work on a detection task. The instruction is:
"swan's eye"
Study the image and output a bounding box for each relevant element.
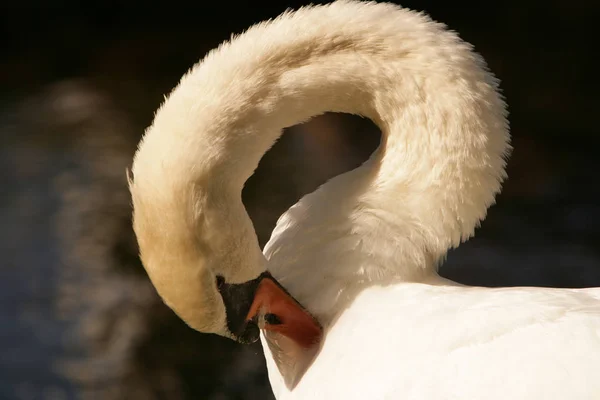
[216,275,225,290]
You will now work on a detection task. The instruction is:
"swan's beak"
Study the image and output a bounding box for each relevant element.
[246,273,322,349]
[219,272,322,347]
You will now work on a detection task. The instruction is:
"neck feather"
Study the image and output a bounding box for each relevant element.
[132,1,509,323]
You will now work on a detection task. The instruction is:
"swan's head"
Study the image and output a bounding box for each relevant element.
[128,119,322,346]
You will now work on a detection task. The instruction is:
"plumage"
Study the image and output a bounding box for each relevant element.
[129,1,600,399]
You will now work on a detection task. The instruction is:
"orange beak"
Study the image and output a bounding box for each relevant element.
[246,274,322,349]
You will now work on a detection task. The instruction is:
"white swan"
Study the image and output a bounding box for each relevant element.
[129,1,600,399]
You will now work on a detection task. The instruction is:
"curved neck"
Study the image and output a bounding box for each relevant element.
[132,2,508,323]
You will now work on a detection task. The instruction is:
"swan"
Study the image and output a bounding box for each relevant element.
[129,1,600,398]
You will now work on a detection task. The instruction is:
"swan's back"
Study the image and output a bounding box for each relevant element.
[265,284,600,399]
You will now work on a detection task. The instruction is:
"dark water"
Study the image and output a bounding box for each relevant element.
[1,1,599,399]
[0,141,77,400]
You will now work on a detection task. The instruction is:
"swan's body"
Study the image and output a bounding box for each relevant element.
[265,284,600,399]
[129,1,600,399]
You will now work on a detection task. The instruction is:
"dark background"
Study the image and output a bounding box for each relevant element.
[1,1,599,399]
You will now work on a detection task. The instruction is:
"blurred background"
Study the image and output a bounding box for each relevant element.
[1,1,599,399]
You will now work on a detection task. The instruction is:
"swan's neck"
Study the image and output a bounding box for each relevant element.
[133,2,508,325]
